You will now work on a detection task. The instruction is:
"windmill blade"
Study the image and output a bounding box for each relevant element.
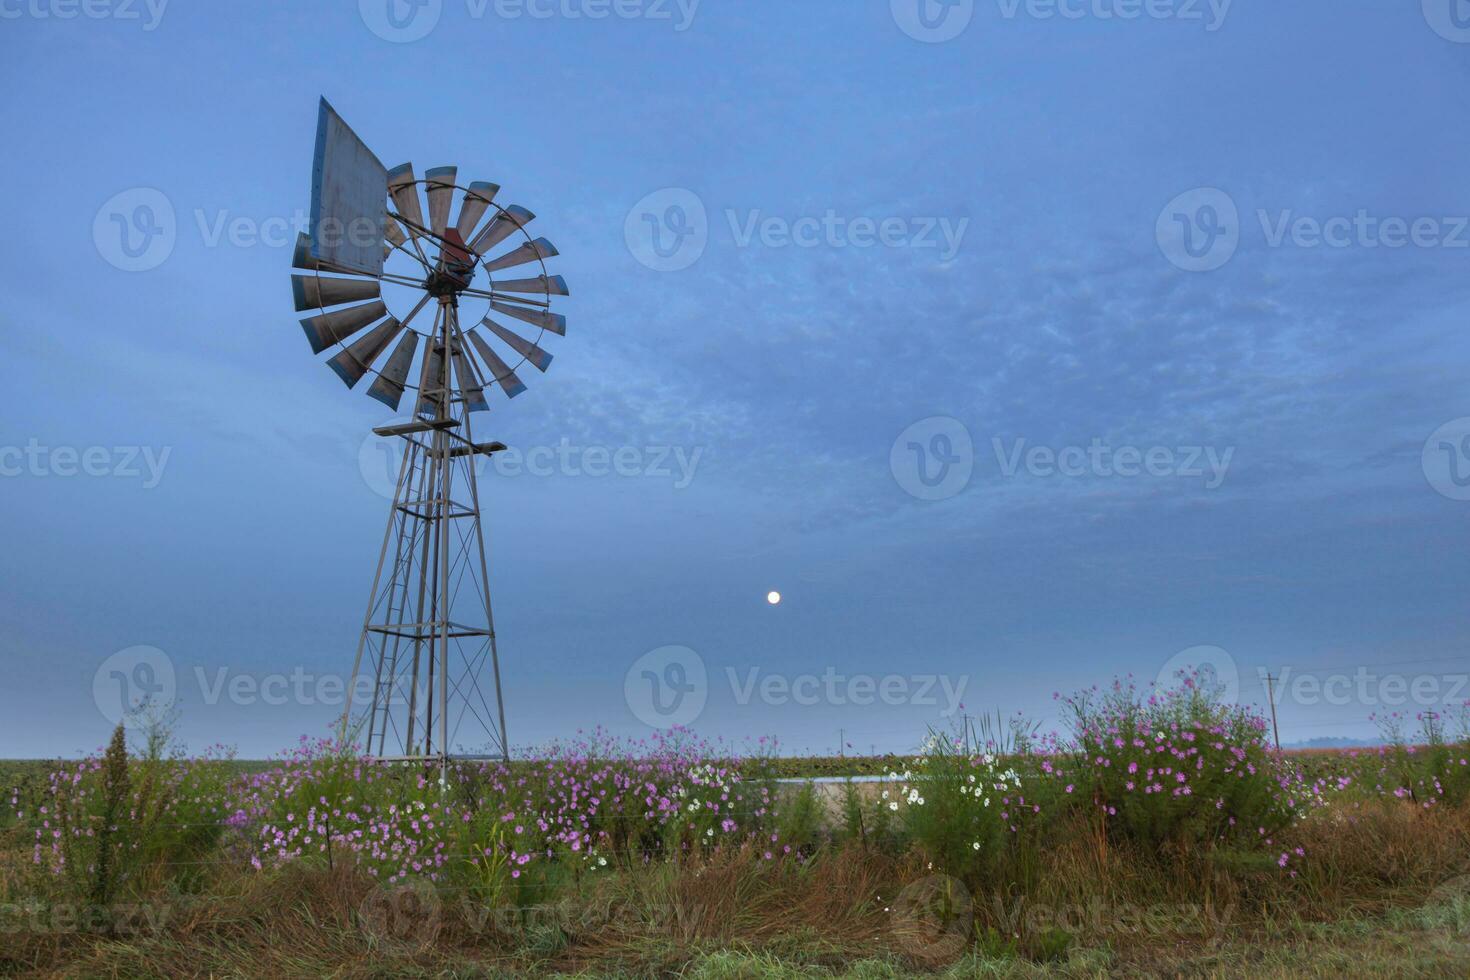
[327,316,404,388]
[482,318,554,372]
[366,331,420,411]
[385,215,408,249]
[415,340,446,418]
[291,273,381,312]
[424,166,457,237]
[450,336,490,412]
[300,300,388,355]
[483,236,558,273]
[292,232,365,275]
[467,328,528,398]
[454,181,500,240]
[490,300,566,337]
[469,205,534,256]
[386,163,425,236]
[493,274,569,297]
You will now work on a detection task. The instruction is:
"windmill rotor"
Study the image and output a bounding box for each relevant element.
[291,168,567,410]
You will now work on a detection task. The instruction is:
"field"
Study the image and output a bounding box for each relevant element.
[6,684,1470,978]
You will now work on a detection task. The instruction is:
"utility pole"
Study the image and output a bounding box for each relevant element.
[1264,674,1281,751]
[962,714,973,755]
[838,728,845,759]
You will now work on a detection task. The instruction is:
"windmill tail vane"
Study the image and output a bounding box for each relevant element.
[290,98,569,765]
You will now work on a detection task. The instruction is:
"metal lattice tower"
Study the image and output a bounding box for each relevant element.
[289,99,569,766]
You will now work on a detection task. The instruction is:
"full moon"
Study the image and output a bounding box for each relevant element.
[766,590,781,605]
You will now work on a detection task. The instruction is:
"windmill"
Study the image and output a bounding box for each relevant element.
[290,99,566,765]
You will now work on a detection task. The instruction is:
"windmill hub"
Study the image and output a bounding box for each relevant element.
[424,260,475,299]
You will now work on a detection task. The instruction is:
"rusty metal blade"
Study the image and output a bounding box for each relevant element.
[424,166,457,237]
[366,331,420,410]
[489,300,566,337]
[327,316,404,388]
[451,337,490,412]
[415,340,445,417]
[292,232,363,275]
[386,163,425,236]
[468,328,528,398]
[385,215,408,249]
[492,274,569,297]
[483,236,558,273]
[291,273,381,311]
[469,205,534,256]
[482,318,554,372]
[299,300,388,354]
[455,181,500,240]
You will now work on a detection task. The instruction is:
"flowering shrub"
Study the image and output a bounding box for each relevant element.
[889,732,1045,880]
[1373,706,1470,808]
[75,727,794,899]
[1059,677,1314,865]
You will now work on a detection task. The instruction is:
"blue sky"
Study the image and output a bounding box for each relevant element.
[4,1,1470,758]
